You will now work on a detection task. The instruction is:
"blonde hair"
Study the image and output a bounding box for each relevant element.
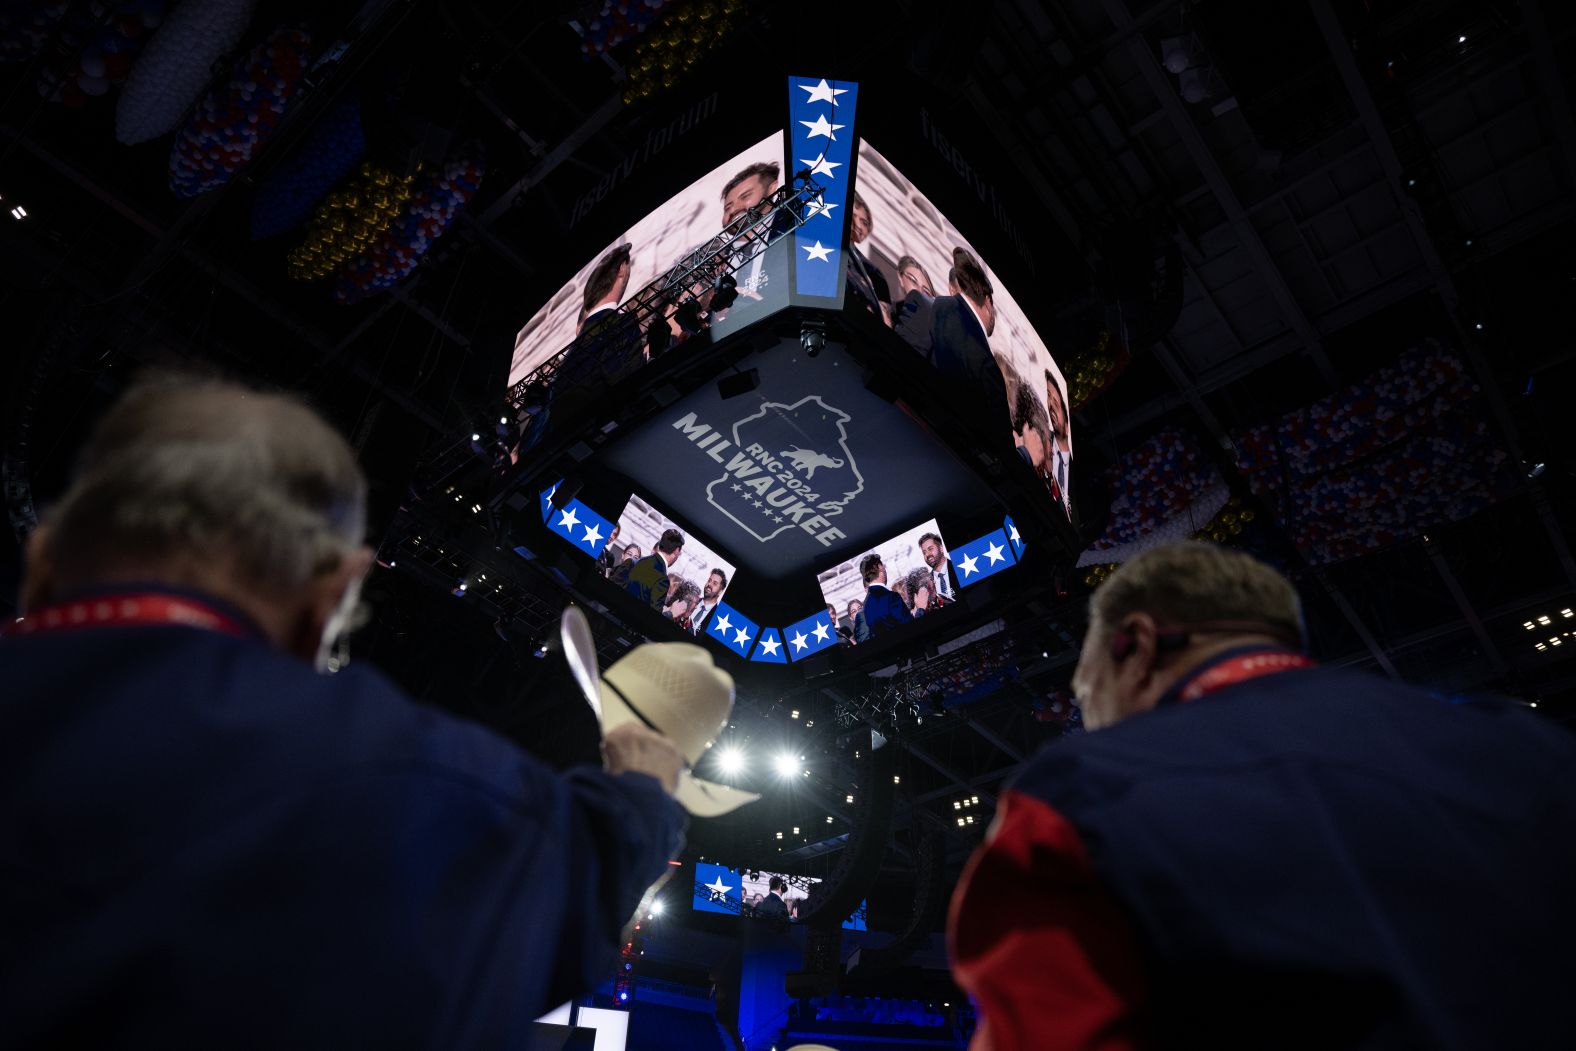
[42,374,367,593]
[1091,542,1304,645]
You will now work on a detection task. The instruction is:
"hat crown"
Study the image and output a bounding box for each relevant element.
[604,642,734,765]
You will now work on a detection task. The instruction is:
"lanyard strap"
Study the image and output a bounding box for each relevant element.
[3,593,253,640]
[1178,651,1317,703]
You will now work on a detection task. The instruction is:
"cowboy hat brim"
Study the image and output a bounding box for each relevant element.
[597,678,761,816]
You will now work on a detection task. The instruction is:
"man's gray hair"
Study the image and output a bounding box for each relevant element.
[42,375,367,592]
[1091,542,1304,645]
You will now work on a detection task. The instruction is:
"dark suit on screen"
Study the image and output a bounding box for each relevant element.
[754,891,788,922]
[859,584,914,640]
[895,293,1009,437]
[622,554,671,613]
[846,245,891,320]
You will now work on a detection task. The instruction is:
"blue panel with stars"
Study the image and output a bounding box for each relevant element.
[952,528,1018,587]
[750,627,788,664]
[787,75,859,300]
[545,498,617,560]
[704,601,761,659]
[782,608,840,662]
[1004,514,1026,560]
[539,480,564,523]
[693,862,742,916]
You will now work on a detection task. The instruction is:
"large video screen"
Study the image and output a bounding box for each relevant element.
[508,132,790,389]
[599,493,738,634]
[849,141,1073,514]
[693,862,867,932]
[817,518,953,645]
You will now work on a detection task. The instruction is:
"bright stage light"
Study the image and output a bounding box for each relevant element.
[717,746,745,776]
[649,900,665,916]
[773,753,801,778]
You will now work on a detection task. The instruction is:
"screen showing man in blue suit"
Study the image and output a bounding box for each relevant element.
[818,519,949,644]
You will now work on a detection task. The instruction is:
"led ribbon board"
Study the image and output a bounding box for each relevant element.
[787,76,858,303]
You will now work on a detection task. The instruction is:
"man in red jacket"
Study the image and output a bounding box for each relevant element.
[949,541,1576,1050]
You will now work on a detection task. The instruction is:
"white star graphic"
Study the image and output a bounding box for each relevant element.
[731,483,742,492]
[804,198,839,222]
[772,515,783,523]
[557,507,580,531]
[713,612,734,636]
[811,620,831,643]
[733,626,752,648]
[984,541,1007,565]
[802,240,834,262]
[958,553,980,577]
[759,634,782,657]
[798,78,847,105]
[790,630,810,652]
[751,499,765,508]
[799,152,842,179]
[705,876,732,900]
[1009,524,1021,545]
[799,114,844,140]
[582,523,603,548]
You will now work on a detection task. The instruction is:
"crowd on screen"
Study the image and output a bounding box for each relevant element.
[599,523,731,637]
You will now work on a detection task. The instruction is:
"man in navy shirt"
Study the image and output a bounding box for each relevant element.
[0,376,689,1048]
[949,541,1576,1050]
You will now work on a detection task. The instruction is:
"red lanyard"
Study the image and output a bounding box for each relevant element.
[2,593,253,640]
[1178,650,1316,703]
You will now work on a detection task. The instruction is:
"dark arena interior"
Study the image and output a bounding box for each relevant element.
[3,1,1576,1049]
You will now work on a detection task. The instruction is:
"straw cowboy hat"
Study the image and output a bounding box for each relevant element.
[559,606,760,816]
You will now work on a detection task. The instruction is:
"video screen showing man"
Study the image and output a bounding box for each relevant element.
[918,531,960,607]
[847,139,1073,517]
[689,568,728,637]
[856,554,929,641]
[662,160,786,339]
[507,133,788,391]
[753,876,790,922]
[1045,368,1072,506]
[817,519,949,644]
[619,528,683,613]
[552,244,641,405]
[606,494,740,631]
[845,191,892,326]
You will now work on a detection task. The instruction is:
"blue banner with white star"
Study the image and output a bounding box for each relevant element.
[782,608,840,662]
[545,497,617,560]
[539,480,564,523]
[787,75,858,300]
[750,627,788,664]
[693,862,742,916]
[1004,514,1026,560]
[952,528,1018,586]
[704,601,761,658]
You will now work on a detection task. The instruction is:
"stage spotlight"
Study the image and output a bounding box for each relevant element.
[711,272,739,312]
[649,900,665,916]
[773,753,801,778]
[717,746,745,776]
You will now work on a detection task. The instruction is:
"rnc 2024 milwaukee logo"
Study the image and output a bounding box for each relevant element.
[671,395,863,547]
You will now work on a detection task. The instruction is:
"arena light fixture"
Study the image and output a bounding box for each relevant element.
[773,753,801,778]
[716,745,745,777]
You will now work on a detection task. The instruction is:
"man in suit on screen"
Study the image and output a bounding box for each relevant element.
[894,248,1010,439]
[855,554,929,642]
[622,528,683,613]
